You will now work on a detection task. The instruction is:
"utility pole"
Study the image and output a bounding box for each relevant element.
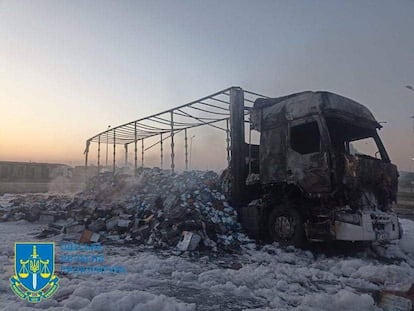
[405,86,414,191]
[406,85,414,112]
[406,85,414,137]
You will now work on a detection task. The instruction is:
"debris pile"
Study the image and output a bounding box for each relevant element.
[0,194,73,223]
[0,168,247,252]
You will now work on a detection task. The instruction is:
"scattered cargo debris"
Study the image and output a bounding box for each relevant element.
[0,169,246,252]
[79,230,100,243]
[176,231,201,251]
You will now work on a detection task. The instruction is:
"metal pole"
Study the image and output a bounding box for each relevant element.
[106,125,110,167]
[170,111,175,174]
[124,144,128,167]
[226,119,230,167]
[141,139,144,167]
[97,136,101,174]
[248,124,252,174]
[84,143,89,168]
[229,87,245,207]
[106,132,108,167]
[134,122,137,174]
[190,135,195,169]
[113,130,116,175]
[160,133,163,169]
[84,140,90,181]
[184,129,188,170]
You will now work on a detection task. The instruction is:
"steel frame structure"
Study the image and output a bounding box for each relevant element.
[84,86,269,174]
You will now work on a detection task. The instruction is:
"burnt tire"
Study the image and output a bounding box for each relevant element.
[268,208,306,248]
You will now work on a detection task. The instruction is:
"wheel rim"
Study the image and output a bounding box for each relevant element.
[274,215,295,240]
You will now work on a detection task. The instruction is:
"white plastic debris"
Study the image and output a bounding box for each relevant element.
[176,231,201,251]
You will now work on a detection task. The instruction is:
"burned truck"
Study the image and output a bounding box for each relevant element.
[84,86,402,247]
[228,89,402,246]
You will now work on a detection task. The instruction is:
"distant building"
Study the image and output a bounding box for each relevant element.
[0,161,71,182]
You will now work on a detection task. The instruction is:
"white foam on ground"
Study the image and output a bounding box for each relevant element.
[0,219,413,310]
[400,219,414,254]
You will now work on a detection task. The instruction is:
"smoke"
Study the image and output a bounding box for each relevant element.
[47,176,79,194]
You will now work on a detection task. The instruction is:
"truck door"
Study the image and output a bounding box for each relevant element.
[287,117,332,193]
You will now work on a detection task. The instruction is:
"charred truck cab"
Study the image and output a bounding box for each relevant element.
[229,89,402,246]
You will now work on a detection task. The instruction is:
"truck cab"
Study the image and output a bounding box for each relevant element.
[237,91,401,245]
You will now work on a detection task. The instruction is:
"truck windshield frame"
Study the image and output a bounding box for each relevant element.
[325,117,390,162]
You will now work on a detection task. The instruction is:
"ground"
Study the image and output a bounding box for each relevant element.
[0,217,413,311]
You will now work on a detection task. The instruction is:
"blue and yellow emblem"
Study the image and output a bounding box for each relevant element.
[10,242,59,303]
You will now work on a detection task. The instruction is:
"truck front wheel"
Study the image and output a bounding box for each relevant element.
[268,208,305,248]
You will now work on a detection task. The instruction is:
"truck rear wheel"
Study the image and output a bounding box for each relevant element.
[268,208,305,248]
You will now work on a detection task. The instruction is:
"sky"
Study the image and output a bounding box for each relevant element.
[0,0,413,170]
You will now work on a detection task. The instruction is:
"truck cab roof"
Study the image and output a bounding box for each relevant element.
[251,91,380,131]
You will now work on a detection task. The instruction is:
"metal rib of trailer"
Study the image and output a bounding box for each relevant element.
[84,87,269,175]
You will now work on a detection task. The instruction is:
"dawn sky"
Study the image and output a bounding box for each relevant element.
[0,0,413,171]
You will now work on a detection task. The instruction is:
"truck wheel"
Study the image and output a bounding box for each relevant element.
[268,208,305,248]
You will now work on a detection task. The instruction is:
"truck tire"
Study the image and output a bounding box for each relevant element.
[268,207,306,248]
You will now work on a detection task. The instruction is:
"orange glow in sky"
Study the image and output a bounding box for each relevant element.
[1,1,413,171]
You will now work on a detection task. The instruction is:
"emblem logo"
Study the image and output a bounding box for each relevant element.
[10,242,59,303]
